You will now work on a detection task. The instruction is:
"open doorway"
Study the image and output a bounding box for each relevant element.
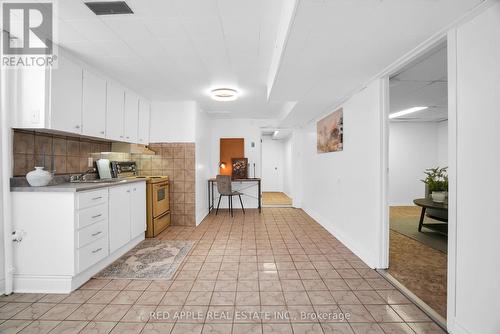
[385,42,448,322]
[261,130,293,207]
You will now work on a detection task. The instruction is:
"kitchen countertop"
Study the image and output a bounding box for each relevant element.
[10,178,146,193]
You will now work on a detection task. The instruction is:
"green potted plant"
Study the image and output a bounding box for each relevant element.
[421,167,448,203]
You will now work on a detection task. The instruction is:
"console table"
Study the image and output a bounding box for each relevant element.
[208,178,261,213]
[413,198,448,235]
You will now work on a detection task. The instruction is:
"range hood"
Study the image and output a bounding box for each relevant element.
[111,143,156,155]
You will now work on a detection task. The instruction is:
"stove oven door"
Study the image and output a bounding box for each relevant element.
[152,181,169,217]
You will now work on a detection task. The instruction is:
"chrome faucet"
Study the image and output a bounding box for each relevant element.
[70,167,97,182]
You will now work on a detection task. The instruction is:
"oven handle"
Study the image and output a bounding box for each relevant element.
[155,210,170,220]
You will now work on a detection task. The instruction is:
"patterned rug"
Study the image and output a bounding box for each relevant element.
[95,239,194,280]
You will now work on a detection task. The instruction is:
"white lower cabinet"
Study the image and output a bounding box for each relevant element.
[109,185,131,253]
[110,182,146,253]
[131,182,147,238]
[11,181,146,293]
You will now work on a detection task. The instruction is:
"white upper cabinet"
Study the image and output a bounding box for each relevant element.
[10,50,150,144]
[124,91,139,143]
[137,99,150,145]
[50,56,83,134]
[106,82,125,141]
[82,70,106,138]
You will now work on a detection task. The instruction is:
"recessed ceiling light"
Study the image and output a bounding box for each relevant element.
[210,88,239,102]
[389,106,428,119]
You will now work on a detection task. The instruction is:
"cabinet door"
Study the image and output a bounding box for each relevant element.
[50,56,83,134]
[82,70,106,138]
[124,91,139,143]
[130,182,146,238]
[137,99,150,145]
[109,185,131,253]
[106,82,125,141]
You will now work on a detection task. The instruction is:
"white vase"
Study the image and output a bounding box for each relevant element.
[431,191,446,203]
[26,167,53,187]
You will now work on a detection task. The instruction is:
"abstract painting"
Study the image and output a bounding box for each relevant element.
[231,157,248,179]
[317,108,343,153]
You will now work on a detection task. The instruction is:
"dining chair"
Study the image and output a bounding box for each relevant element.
[215,175,245,217]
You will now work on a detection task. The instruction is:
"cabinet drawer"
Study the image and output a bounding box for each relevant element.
[77,220,108,248]
[77,189,108,209]
[77,204,108,229]
[77,237,108,273]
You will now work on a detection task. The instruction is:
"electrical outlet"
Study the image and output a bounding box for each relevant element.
[31,110,40,123]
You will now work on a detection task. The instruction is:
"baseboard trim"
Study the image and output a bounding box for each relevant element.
[303,206,377,268]
[196,208,209,226]
[0,278,5,295]
[378,270,448,332]
[446,318,472,334]
[13,235,144,294]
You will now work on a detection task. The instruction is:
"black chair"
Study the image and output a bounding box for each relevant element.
[215,175,245,217]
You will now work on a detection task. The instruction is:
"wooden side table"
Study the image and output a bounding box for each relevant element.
[413,198,448,234]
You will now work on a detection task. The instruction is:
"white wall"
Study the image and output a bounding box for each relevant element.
[261,135,285,192]
[437,121,448,167]
[448,5,500,334]
[0,142,4,294]
[150,101,197,143]
[283,136,293,198]
[209,119,267,209]
[388,121,448,205]
[195,107,211,225]
[301,80,383,268]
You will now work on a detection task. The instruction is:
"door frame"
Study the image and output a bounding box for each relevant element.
[378,3,495,331]
[379,35,452,327]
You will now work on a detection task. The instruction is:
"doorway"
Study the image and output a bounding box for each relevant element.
[385,42,449,323]
[261,131,293,207]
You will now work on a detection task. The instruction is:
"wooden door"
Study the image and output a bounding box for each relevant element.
[219,138,244,175]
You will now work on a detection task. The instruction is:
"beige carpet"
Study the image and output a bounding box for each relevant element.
[390,206,447,253]
[262,192,292,206]
[389,207,447,318]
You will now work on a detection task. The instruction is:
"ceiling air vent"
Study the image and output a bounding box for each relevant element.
[85,1,133,15]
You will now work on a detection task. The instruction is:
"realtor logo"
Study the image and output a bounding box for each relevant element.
[1,1,57,67]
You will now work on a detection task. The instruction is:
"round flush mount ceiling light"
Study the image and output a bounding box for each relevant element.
[210,88,239,101]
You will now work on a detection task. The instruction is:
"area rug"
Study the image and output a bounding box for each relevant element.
[95,240,194,280]
[390,217,447,253]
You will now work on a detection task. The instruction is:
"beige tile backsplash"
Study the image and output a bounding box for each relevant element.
[13,131,196,227]
[134,142,196,227]
[13,130,112,176]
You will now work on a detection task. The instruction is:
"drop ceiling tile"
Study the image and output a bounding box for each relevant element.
[57,0,96,20]
[101,18,155,41]
[142,18,186,40]
[65,19,118,41]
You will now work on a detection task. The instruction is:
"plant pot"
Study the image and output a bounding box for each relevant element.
[431,191,446,203]
[26,167,53,187]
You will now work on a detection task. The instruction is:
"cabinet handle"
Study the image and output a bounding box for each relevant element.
[75,125,80,129]
[100,131,105,134]
[92,196,102,200]
[126,136,130,139]
[127,190,131,193]
[92,248,103,254]
[120,135,124,138]
[91,231,102,237]
[91,214,102,219]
